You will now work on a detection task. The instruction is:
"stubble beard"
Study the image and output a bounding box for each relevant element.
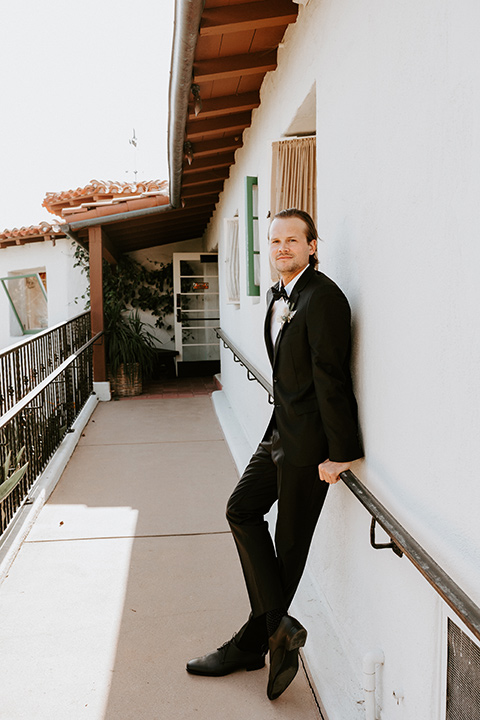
[274,256,303,280]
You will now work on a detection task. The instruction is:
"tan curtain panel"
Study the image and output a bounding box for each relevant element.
[270,136,316,223]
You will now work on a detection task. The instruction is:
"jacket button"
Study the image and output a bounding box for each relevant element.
[275,404,281,408]
[273,377,278,383]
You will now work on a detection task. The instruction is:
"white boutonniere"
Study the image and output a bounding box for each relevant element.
[278,300,297,326]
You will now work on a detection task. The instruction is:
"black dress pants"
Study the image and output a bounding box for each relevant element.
[226,427,329,645]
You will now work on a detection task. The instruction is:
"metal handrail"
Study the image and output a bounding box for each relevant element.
[0,311,92,417]
[0,331,102,430]
[215,329,273,399]
[217,326,480,643]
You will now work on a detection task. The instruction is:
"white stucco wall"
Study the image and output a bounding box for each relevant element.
[0,238,89,351]
[204,1,480,718]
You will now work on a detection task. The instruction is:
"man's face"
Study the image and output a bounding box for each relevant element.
[269,216,316,281]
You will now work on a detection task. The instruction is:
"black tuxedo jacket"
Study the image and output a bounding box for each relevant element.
[264,265,362,467]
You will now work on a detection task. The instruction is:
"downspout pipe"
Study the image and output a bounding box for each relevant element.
[168,0,205,209]
[363,649,385,720]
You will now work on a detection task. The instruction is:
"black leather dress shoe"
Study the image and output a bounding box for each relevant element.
[267,615,307,700]
[186,636,266,676]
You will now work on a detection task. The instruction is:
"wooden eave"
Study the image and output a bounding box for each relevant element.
[166,0,299,244]
[60,0,298,258]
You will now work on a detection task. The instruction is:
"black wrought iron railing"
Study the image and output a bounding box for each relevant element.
[0,312,91,416]
[0,313,99,538]
[216,327,480,644]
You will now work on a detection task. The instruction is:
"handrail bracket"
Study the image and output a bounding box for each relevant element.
[370,518,403,557]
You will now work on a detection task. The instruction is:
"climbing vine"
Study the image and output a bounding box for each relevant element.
[73,243,174,332]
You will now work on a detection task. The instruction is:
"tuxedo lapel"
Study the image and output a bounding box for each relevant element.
[288,265,314,306]
[264,288,276,366]
[273,311,286,365]
[270,266,315,367]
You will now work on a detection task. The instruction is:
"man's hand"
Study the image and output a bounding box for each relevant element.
[318,459,352,484]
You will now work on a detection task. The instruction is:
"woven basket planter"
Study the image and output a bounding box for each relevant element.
[108,363,142,397]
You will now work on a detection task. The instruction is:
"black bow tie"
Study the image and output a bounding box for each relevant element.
[271,285,289,302]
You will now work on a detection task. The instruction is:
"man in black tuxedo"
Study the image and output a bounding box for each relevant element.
[187,209,362,700]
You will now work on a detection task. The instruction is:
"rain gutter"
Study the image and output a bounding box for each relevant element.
[60,203,174,232]
[168,0,205,208]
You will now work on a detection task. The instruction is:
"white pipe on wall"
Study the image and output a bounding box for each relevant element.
[363,649,385,720]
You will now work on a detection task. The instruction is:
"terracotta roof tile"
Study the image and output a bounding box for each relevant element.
[1,179,170,248]
[60,193,170,223]
[43,179,169,215]
[0,222,65,248]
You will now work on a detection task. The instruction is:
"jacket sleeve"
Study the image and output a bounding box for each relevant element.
[306,285,363,462]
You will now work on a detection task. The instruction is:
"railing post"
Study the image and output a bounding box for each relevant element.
[13,350,22,406]
[62,323,75,429]
[89,226,106,382]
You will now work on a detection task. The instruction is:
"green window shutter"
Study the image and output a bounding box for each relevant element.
[245,176,260,297]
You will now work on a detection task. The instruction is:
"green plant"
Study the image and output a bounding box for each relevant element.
[73,243,174,332]
[104,300,157,379]
[73,243,175,392]
[0,447,29,504]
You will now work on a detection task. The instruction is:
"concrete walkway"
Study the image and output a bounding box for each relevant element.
[0,390,322,720]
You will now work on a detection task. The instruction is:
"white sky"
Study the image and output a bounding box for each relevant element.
[0,0,174,231]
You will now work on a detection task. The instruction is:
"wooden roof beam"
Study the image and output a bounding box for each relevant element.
[111,213,213,236]
[156,221,212,236]
[122,232,207,252]
[182,151,235,174]
[159,214,212,228]
[200,0,297,36]
[188,91,260,120]
[101,228,118,265]
[105,206,209,233]
[193,50,277,83]
[190,136,243,157]
[186,111,252,140]
[181,198,219,211]
[182,180,225,198]
[111,205,213,225]
[160,206,214,220]
[182,168,230,187]
[111,222,212,245]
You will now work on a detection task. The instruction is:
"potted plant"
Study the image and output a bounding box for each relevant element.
[73,246,175,395]
[104,300,157,397]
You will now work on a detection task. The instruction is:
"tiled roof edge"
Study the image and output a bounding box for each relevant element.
[0,222,65,242]
[43,179,169,210]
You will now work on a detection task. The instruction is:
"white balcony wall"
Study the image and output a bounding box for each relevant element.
[204,1,480,718]
[0,238,89,351]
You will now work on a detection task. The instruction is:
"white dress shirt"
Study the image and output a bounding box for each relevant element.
[270,265,309,346]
